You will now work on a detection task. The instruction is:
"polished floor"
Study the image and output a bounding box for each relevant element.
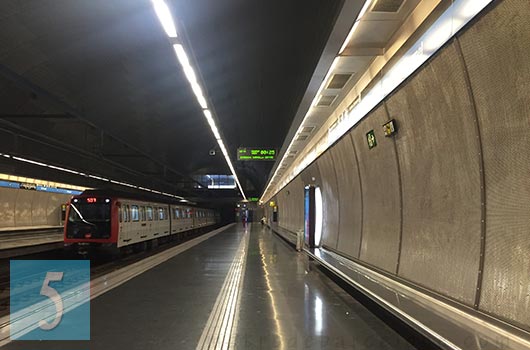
[2,224,416,349]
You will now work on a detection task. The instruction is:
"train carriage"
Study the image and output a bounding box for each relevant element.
[64,190,219,254]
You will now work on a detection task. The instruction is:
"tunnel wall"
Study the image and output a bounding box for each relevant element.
[0,187,71,229]
[273,0,530,329]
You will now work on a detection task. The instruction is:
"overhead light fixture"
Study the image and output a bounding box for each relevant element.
[5,152,185,200]
[151,0,178,38]
[339,0,374,54]
[190,82,208,109]
[262,0,493,203]
[203,110,222,140]
[261,0,376,202]
[173,44,208,109]
[157,13,246,199]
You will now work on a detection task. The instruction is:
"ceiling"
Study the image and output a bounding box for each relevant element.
[262,0,436,201]
[0,0,345,203]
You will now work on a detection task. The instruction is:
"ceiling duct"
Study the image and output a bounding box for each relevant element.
[301,126,315,133]
[296,135,309,141]
[371,0,406,13]
[327,73,353,89]
[316,95,337,107]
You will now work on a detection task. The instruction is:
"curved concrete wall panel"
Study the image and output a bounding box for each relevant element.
[459,0,530,326]
[31,191,50,226]
[316,151,340,249]
[386,42,482,305]
[15,190,34,227]
[300,162,322,187]
[0,188,17,228]
[47,194,65,226]
[277,176,305,233]
[0,187,71,229]
[330,135,363,258]
[351,106,401,273]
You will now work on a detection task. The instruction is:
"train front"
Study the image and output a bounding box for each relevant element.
[64,195,118,254]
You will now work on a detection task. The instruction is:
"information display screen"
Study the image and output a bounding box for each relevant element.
[237,148,276,161]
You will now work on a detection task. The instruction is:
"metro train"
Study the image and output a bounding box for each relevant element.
[64,190,219,254]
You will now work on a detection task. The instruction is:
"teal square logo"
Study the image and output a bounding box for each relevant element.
[10,260,90,340]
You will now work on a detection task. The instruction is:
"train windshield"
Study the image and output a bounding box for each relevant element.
[68,200,111,224]
[66,197,112,239]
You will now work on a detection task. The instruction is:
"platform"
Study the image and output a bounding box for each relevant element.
[0,228,63,259]
[1,224,416,349]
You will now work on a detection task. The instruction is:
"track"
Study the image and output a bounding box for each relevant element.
[0,224,221,318]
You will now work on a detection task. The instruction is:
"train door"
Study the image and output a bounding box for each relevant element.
[146,206,154,237]
[139,206,147,240]
[119,203,132,246]
[172,206,180,233]
[152,206,160,236]
[163,206,170,236]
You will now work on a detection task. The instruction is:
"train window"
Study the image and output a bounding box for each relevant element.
[119,207,123,222]
[164,208,168,220]
[131,205,139,222]
[125,205,130,222]
[146,206,153,221]
[158,208,164,221]
[174,208,180,219]
[140,206,146,221]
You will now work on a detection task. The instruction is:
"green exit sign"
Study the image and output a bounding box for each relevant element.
[248,197,259,202]
[237,148,277,161]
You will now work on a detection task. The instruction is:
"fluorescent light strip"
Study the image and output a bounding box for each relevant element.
[174,42,246,197]
[4,153,185,200]
[173,44,208,109]
[155,12,246,198]
[88,175,110,182]
[151,0,178,38]
[203,110,222,140]
[339,0,375,54]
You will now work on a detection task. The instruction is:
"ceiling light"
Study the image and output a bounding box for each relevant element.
[203,110,222,140]
[173,44,190,66]
[190,82,208,109]
[339,0,374,54]
[88,175,110,182]
[171,36,246,198]
[174,44,208,109]
[151,0,178,38]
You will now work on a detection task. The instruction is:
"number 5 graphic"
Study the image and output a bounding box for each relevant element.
[38,272,64,330]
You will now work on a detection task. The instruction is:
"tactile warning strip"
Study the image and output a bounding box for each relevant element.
[196,229,250,350]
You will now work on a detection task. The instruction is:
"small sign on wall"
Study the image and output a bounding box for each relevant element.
[383,119,397,137]
[366,130,377,149]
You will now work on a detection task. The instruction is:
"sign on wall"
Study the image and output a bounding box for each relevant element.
[366,130,377,149]
[237,148,277,161]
